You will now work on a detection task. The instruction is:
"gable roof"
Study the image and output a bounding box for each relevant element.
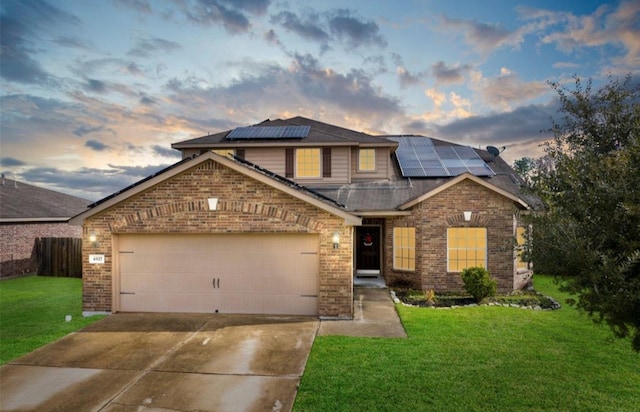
[171,116,397,149]
[70,152,361,227]
[0,178,91,222]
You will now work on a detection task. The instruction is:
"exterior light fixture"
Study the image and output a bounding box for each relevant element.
[332,231,340,249]
[89,230,99,247]
[463,211,472,222]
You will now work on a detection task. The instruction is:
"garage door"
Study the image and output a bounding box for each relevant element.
[116,234,319,315]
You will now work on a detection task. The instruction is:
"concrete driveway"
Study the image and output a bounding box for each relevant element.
[0,313,319,412]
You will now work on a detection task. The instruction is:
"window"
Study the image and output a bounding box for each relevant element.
[212,149,234,157]
[393,227,415,271]
[359,148,376,171]
[447,227,487,271]
[516,226,528,270]
[296,148,321,177]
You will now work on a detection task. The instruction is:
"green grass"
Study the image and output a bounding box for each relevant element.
[0,275,105,365]
[294,275,640,411]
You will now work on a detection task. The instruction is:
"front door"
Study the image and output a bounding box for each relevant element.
[355,226,381,274]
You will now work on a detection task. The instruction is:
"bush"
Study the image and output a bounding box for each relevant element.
[461,267,497,302]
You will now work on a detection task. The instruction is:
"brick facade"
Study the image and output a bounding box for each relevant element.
[0,222,81,277]
[383,179,525,293]
[82,159,354,318]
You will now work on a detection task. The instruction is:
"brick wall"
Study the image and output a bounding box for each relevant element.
[384,179,523,293]
[82,159,354,318]
[0,222,81,277]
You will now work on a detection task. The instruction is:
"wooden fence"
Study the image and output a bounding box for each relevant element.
[35,237,82,278]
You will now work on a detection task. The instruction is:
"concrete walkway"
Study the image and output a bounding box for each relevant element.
[318,287,407,338]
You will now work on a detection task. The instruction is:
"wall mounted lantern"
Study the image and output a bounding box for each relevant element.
[89,230,99,247]
[332,231,340,249]
[463,211,472,222]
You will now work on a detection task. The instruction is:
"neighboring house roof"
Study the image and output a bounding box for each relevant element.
[70,152,362,227]
[171,116,397,149]
[0,178,91,223]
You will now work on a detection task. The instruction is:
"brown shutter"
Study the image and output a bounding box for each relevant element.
[236,148,245,160]
[323,148,331,177]
[285,148,294,178]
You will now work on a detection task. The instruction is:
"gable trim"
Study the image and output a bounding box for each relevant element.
[70,152,361,226]
[399,173,530,210]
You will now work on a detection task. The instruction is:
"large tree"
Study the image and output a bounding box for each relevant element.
[523,74,640,351]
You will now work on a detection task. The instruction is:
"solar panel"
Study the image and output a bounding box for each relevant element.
[226,125,310,140]
[389,136,495,178]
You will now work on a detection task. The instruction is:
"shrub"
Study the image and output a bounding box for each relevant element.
[461,267,497,302]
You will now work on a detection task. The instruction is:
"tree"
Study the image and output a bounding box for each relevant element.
[523,74,640,352]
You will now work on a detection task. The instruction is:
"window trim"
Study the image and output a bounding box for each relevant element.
[358,148,376,172]
[295,148,321,178]
[447,227,487,272]
[393,227,416,271]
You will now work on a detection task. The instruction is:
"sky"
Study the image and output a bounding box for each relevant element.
[1,0,639,201]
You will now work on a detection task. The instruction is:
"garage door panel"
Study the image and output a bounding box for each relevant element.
[118,234,319,315]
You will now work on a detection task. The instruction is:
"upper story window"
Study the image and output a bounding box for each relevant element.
[447,227,487,272]
[296,148,321,178]
[358,148,376,171]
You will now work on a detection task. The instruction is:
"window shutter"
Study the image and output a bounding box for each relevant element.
[323,148,332,177]
[236,149,245,160]
[285,148,294,177]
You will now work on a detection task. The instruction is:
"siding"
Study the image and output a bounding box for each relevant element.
[245,147,350,185]
[351,147,391,181]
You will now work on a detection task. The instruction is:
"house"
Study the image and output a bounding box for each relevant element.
[0,177,90,277]
[71,116,539,318]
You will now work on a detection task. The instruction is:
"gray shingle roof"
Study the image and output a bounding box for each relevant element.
[172,116,397,148]
[0,178,91,221]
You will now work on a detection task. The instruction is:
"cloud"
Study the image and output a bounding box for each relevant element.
[327,9,387,49]
[179,0,270,34]
[0,0,79,85]
[270,11,330,47]
[439,15,522,55]
[519,2,640,71]
[432,61,470,85]
[16,163,173,201]
[127,37,181,58]
[470,68,549,109]
[113,0,153,14]
[152,145,182,158]
[0,157,26,167]
[85,140,111,151]
[85,79,107,93]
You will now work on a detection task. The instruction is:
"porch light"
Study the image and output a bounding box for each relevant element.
[332,231,340,249]
[463,211,472,222]
[89,230,99,247]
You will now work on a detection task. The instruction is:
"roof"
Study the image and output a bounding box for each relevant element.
[171,116,397,149]
[309,143,543,213]
[0,178,91,222]
[70,152,361,227]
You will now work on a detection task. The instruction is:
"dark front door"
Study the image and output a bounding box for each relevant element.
[355,226,381,273]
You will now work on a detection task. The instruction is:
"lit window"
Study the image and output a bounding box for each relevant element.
[447,227,487,272]
[393,227,415,271]
[296,148,321,177]
[516,226,528,270]
[359,149,376,171]
[212,149,234,157]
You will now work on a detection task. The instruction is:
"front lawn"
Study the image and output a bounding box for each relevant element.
[294,275,640,411]
[0,275,105,365]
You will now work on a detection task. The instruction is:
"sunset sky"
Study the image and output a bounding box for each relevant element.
[1,0,638,200]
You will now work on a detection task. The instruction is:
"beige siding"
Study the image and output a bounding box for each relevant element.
[245,146,351,185]
[352,147,391,181]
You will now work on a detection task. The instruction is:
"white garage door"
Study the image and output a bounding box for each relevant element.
[116,234,319,315]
